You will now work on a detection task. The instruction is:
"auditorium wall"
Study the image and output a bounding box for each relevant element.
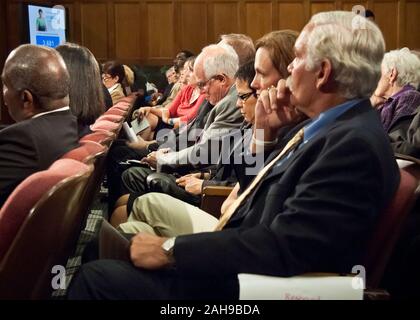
[1,0,420,122]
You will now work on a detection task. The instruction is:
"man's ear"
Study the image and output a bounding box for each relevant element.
[21,89,36,116]
[316,59,333,90]
[389,67,398,85]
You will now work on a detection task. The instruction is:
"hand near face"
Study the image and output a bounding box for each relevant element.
[130,233,170,269]
[254,79,304,141]
[370,94,387,108]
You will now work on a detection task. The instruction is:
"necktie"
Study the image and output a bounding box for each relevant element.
[214,128,305,231]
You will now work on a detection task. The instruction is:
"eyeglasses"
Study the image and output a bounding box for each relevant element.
[237,91,256,102]
[196,75,221,90]
[102,74,112,82]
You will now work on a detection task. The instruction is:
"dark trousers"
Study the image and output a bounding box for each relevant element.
[122,167,201,214]
[67,259,239,300]
[106,141,148,213]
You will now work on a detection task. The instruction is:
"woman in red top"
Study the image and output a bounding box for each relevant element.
[137,57,205,140]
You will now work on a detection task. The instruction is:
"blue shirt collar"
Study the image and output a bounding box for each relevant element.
[303,99,363,143]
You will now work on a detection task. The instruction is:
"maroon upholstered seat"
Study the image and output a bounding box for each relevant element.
[80,130,116,147]
[90,120,121,133]
[0,159,92,299]
[364,168,418,288]
[61,140,107,164]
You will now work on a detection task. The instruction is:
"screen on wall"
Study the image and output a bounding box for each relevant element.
[27,4,66,48]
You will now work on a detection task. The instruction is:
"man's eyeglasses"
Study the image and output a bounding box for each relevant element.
[196,75,221,90]
[237,91,256,102]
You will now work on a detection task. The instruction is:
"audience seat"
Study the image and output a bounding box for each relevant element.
[90,120,121,133]
[61,140,107,164]
[105,107,128,117]
[80,130,116,147]
[0,159,93,299]
[96,114,124,124]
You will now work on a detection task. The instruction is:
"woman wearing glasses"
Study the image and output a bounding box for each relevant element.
[102,61,126,105]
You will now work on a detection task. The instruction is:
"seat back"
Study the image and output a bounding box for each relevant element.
[364,169,418,288]
[80,130,116,147]
[63,141,110,248]
[61,140,107,164]
[97,114,124,123]
[0,159,92,299]
[105,107,128,117]
[0,159,90,260]
[90,120,121,134]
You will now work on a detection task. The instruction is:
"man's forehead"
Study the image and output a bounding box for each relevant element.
[294,28,310,53]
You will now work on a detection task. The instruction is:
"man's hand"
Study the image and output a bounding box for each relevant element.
[184,177,204,195]
[254,79,304,142]
[140,148,171,169]
[176,173,201,187]
[130,233,170,269]
[140,151,157,168]
[126,135,150,150]
[137,107,153,121]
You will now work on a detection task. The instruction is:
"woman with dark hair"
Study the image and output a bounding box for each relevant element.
[56,42,105,137]
[102,61,126,105]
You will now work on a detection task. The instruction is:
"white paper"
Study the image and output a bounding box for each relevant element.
[397,159,415,169]
[131,118,150,134]
[238,273,363,300]
[122,122,139,142]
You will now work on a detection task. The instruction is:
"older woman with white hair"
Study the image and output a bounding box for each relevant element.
[371,47,420,134]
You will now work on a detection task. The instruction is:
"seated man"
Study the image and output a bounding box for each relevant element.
[68,11,399,300]
[110,43,243,215]
[370,47,420,135]
[0,44,79,208]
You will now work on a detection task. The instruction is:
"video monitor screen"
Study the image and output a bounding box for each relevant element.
[27,4,66,48]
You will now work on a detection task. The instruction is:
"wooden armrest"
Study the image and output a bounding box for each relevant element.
[200,186,234,218]
[202,186,234,197]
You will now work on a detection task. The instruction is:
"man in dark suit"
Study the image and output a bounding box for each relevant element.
[0,44,79,208]
[68,11,400,299]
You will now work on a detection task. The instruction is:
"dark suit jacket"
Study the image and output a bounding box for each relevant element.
[174,99,400,279]
[0,110,79,208]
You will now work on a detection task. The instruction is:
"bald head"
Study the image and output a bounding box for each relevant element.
[2,44,70,111]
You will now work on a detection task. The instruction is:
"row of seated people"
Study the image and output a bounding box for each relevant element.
[66,12,420,299]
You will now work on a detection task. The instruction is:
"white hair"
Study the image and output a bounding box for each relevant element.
[382,47,420,89]
[306,11,385,99]
[200,43,239,79]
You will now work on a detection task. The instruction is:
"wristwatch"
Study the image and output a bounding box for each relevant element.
[162,237,176,267]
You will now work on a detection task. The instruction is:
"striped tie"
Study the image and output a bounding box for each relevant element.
[214,128,305,230]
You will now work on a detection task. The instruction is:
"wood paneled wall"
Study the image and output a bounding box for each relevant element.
[1,0,419,122]
[2,0,420,66]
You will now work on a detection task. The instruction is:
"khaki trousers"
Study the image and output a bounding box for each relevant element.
[118,193,218,236]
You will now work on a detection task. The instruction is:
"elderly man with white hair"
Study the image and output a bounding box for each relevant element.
[69,11,399,300]
[371,47,420,135]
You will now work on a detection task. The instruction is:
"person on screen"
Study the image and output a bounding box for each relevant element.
[36,9,47,32]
